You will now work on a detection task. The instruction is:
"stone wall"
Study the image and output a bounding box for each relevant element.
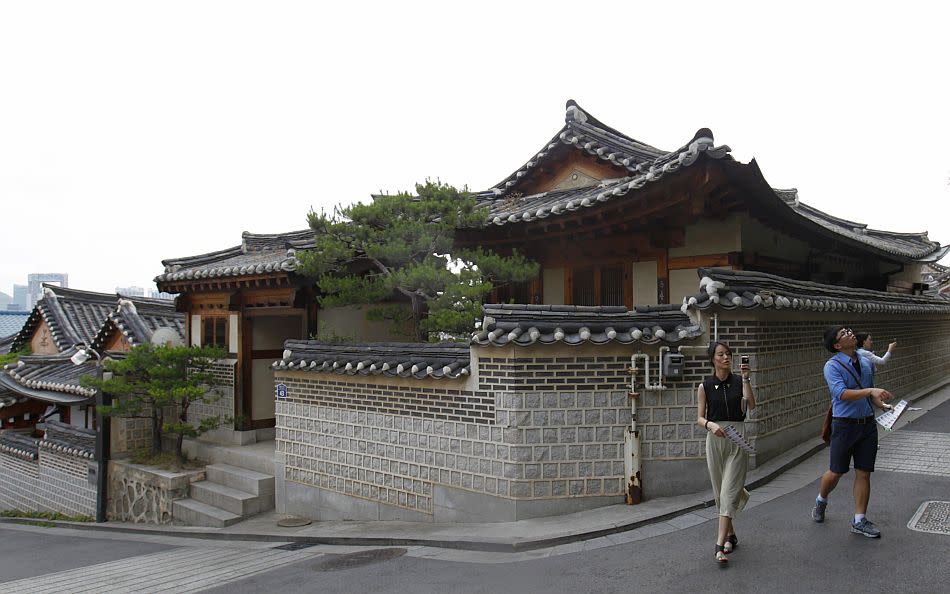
[274,312,950,522]
[107,461,204,524]
[0,442,96,517]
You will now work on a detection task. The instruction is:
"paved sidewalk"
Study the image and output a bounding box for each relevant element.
[4,381,947,554]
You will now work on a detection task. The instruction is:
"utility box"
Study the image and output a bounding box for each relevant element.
[663,352,684,378]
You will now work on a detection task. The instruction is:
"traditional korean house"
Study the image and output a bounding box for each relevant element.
[154,230,412,442]
[0,285,185,435]
[263,101,950,522]
[457,100,948,306]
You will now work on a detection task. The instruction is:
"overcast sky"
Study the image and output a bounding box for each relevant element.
[2,1,948,297]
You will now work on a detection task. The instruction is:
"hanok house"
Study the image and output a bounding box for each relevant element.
[262,100,950,522]
[154,230,412,443]
[0,285,185,516]
[0,285,185,444]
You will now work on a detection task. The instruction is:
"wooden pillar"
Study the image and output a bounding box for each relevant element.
[564,268,573,305]
[656,249,669,304]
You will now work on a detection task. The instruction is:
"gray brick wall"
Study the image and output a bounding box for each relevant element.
[0,445,95,517]
[187,359,236,427]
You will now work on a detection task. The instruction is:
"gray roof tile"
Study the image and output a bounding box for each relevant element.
[682,267,950,314]
[474,303,702,347]
[156,230,315,283]
[275,341,471,380]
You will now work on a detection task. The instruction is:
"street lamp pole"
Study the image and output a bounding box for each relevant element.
[72,345,110,523]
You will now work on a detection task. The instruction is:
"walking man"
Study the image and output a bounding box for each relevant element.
[812,326,895,537]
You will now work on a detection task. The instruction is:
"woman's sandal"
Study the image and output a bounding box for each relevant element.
[723,533,738,553]
[716,545,728,564]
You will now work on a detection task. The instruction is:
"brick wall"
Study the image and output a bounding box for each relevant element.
[186,359,236,427]
[0,445,96,517]
[273,312,950,520]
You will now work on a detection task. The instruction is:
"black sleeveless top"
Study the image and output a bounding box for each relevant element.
[703,373,745,422]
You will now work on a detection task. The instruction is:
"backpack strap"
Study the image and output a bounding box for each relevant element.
[833,358,864,389]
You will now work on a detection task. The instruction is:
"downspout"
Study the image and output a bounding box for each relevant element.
[712,313,719,342]
[625,353,649,504]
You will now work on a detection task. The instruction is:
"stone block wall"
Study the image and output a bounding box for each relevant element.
[0,443,95,517]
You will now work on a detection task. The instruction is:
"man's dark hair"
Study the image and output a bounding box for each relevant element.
[707,341,732,364]
[824,326,846,353]
[855,332,869,349]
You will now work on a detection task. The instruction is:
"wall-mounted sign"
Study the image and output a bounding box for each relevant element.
[276,383,288,400]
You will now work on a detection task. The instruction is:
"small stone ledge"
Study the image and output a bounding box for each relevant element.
[108,460,205,524]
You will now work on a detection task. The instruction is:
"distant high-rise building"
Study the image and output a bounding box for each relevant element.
[13,284,29,310]
[27,273,68,309]
[148,289,176,300]
[116,285,145,297]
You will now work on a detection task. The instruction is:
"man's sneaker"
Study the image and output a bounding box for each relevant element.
[812,498,827,523]
[850,518,881,538]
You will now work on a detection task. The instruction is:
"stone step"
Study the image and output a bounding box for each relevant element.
[172,498,242,528]
[181,439,276,476]
[190,481,265,517]
[206,463,275,498]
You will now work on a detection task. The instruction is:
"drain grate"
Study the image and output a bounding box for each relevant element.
[311,548,407,572]
[273,542,319,550]
[908,501,950,535]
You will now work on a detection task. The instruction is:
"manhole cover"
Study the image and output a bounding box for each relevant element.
[312,548,407,572]
[273,542,318,551]
[908,501,950,534]
[277,516,313,527]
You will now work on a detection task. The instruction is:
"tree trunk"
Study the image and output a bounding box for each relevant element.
[412,296,425,342]
[151,408,162,455]
[176,398,190,462]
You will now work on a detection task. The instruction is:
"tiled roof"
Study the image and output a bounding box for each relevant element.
[274,341,471,380]
[0,311,30,339]
[489,99,670,195]
[156,230,316,283]
[0,353,98,404]
[39,419,96,458]
[682,267,950,315]
[11,285,117,353]
[774,189,948,262]
[0,432,39,461]
[473,303,703,347]
[90,297,185,351]
[478,118,730,226]
[0,335,14,356]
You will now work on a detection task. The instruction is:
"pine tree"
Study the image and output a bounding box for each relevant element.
[82,344,228,460]
[297,181,538,340]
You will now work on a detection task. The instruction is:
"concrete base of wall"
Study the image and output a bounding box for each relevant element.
[196,427,273,446]
[277,469,623,523]
[641,458,709,500]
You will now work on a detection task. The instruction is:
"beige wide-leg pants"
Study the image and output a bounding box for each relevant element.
[706,421,750,518]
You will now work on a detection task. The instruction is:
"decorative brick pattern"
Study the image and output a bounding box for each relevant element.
[187,359,236,427]
[0,448,95,517]
[277,378,494,424]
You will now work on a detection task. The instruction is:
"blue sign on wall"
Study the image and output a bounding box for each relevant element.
[276,383,288,400]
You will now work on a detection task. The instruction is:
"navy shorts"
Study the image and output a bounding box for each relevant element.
[829,418,878,474]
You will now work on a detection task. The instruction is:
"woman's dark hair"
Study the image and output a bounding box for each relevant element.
[707,341,732,364]
[855,332,870,349]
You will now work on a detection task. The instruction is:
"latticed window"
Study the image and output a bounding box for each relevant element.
[202,316,227,349]
[570,266,628,307]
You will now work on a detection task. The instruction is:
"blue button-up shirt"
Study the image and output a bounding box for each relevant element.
[823,352,874,418]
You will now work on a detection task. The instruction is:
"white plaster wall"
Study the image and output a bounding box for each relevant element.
[542,268,565,304]
[319,305,412,342]
[632,261,657,305]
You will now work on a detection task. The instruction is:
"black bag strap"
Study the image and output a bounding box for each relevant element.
[833,358,864,389]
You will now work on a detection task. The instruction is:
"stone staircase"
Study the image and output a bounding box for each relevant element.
[172,439,276,527]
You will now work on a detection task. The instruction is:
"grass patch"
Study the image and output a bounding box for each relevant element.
[128,449,203,472]
[1,510,94,522]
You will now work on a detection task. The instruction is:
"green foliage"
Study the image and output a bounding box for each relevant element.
[81,344,227,460]
[128,449,203,471]
[0,347,30,367]
[297,180,539,340]
[0,510,94,522]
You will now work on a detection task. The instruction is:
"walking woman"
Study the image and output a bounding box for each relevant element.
[697,341,756,564]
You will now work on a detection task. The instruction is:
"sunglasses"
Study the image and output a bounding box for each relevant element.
[836,328,854,340]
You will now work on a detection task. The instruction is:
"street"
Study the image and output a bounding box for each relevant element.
[1,398,947,594]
